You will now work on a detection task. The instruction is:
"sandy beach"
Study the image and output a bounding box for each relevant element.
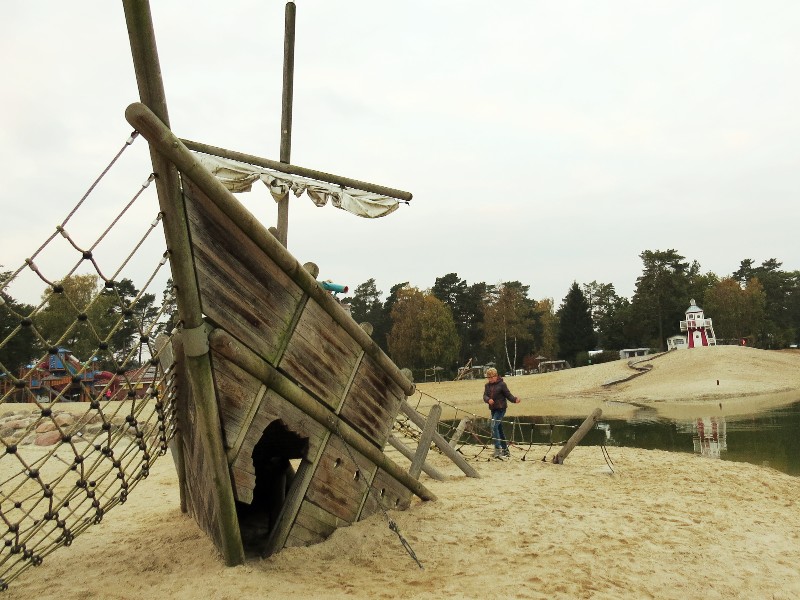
[412,346,800,421]
[3,346,800,599]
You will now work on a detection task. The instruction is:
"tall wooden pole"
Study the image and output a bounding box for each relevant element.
[122,0,245,566]
[277,1,296,247]
[409,404,442,480]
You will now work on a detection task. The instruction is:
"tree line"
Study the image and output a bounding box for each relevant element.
[0,271,176,376]
[3,249,798,382]
[343,250,800,380]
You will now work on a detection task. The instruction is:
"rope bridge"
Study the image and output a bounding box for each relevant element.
[0,132,178,590]
[397,391,613,466]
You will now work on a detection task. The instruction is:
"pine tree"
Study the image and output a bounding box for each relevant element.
[557,282,596,365]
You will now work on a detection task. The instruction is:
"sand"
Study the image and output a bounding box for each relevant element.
[4,346,800,599]
[413,345,800,421]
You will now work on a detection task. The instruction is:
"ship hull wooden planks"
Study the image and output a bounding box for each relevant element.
[172,173,422,557]
[123,0,423,562]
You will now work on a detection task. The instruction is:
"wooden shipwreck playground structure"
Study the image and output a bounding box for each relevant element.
[123,0,450,565]
[0,2,464,584]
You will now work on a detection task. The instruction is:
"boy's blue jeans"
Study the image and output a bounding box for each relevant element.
[490,408,508,449]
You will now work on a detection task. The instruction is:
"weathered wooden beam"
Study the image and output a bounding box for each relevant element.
[208,327,436,502]
[387,436,446,481]
[400,402,480,478]
[181,138,413,202]
[409,404,441,480]
[449,417,470,448]
[553,408,603,464]
[122,1,244,566]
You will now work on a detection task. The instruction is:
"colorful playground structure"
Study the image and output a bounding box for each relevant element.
[0,348,158,403]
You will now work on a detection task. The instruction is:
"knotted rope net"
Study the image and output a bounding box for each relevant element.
[396,390,585,462]
[0,131,178,590]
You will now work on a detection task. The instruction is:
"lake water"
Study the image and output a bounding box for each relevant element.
[495,399,800,476]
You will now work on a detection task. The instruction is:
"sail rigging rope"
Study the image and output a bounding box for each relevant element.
[332,419,423,570]
[1,132,140,293]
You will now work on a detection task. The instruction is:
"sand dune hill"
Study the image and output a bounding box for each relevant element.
[415,346,800,420]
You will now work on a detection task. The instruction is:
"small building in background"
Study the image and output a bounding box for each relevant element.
[121,363,161,399]
[666,335,688,351]
[21,348,119,402]
[537,360,571,373]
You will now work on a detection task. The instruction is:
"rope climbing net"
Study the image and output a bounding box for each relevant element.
[0,131,178,590]
[397,390,613,465]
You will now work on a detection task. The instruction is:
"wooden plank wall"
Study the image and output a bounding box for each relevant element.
[286,450,412,546]
[279,300,362,411]
[286,435,375,548]
[184,180,303,364]
[340,353,405,446]
[360,469,414,517]
[303,435,377,523]
[213,353,328,503]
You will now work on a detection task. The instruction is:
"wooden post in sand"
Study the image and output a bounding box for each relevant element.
[388,436,446,481]
[409,404,442,480]
[400,401,480,478]
[552,408,603,464]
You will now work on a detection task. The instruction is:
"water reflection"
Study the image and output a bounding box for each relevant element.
[602,400,798,475]
[689,417,727,459]
[464,399,800,476]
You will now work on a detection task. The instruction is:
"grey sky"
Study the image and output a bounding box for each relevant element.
[2,1,799,307]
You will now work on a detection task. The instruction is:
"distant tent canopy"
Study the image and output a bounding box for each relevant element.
[195,153,400,219]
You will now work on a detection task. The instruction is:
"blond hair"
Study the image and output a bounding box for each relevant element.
[485,368,498,378]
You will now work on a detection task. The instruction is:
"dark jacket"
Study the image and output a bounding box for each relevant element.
[483,377,518,411]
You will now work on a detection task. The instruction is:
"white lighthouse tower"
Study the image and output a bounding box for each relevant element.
[679,299,717,348]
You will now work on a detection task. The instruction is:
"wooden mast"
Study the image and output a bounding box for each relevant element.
[276,1,296,247]
[121,0,245,566]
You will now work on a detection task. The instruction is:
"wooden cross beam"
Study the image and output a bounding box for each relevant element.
[180,138,413,202]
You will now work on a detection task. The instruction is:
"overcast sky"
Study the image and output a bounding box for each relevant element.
[2,1,799,308]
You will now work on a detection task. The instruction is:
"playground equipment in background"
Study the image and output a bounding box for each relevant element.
[22,349,112,402]
[320,281,349,295]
